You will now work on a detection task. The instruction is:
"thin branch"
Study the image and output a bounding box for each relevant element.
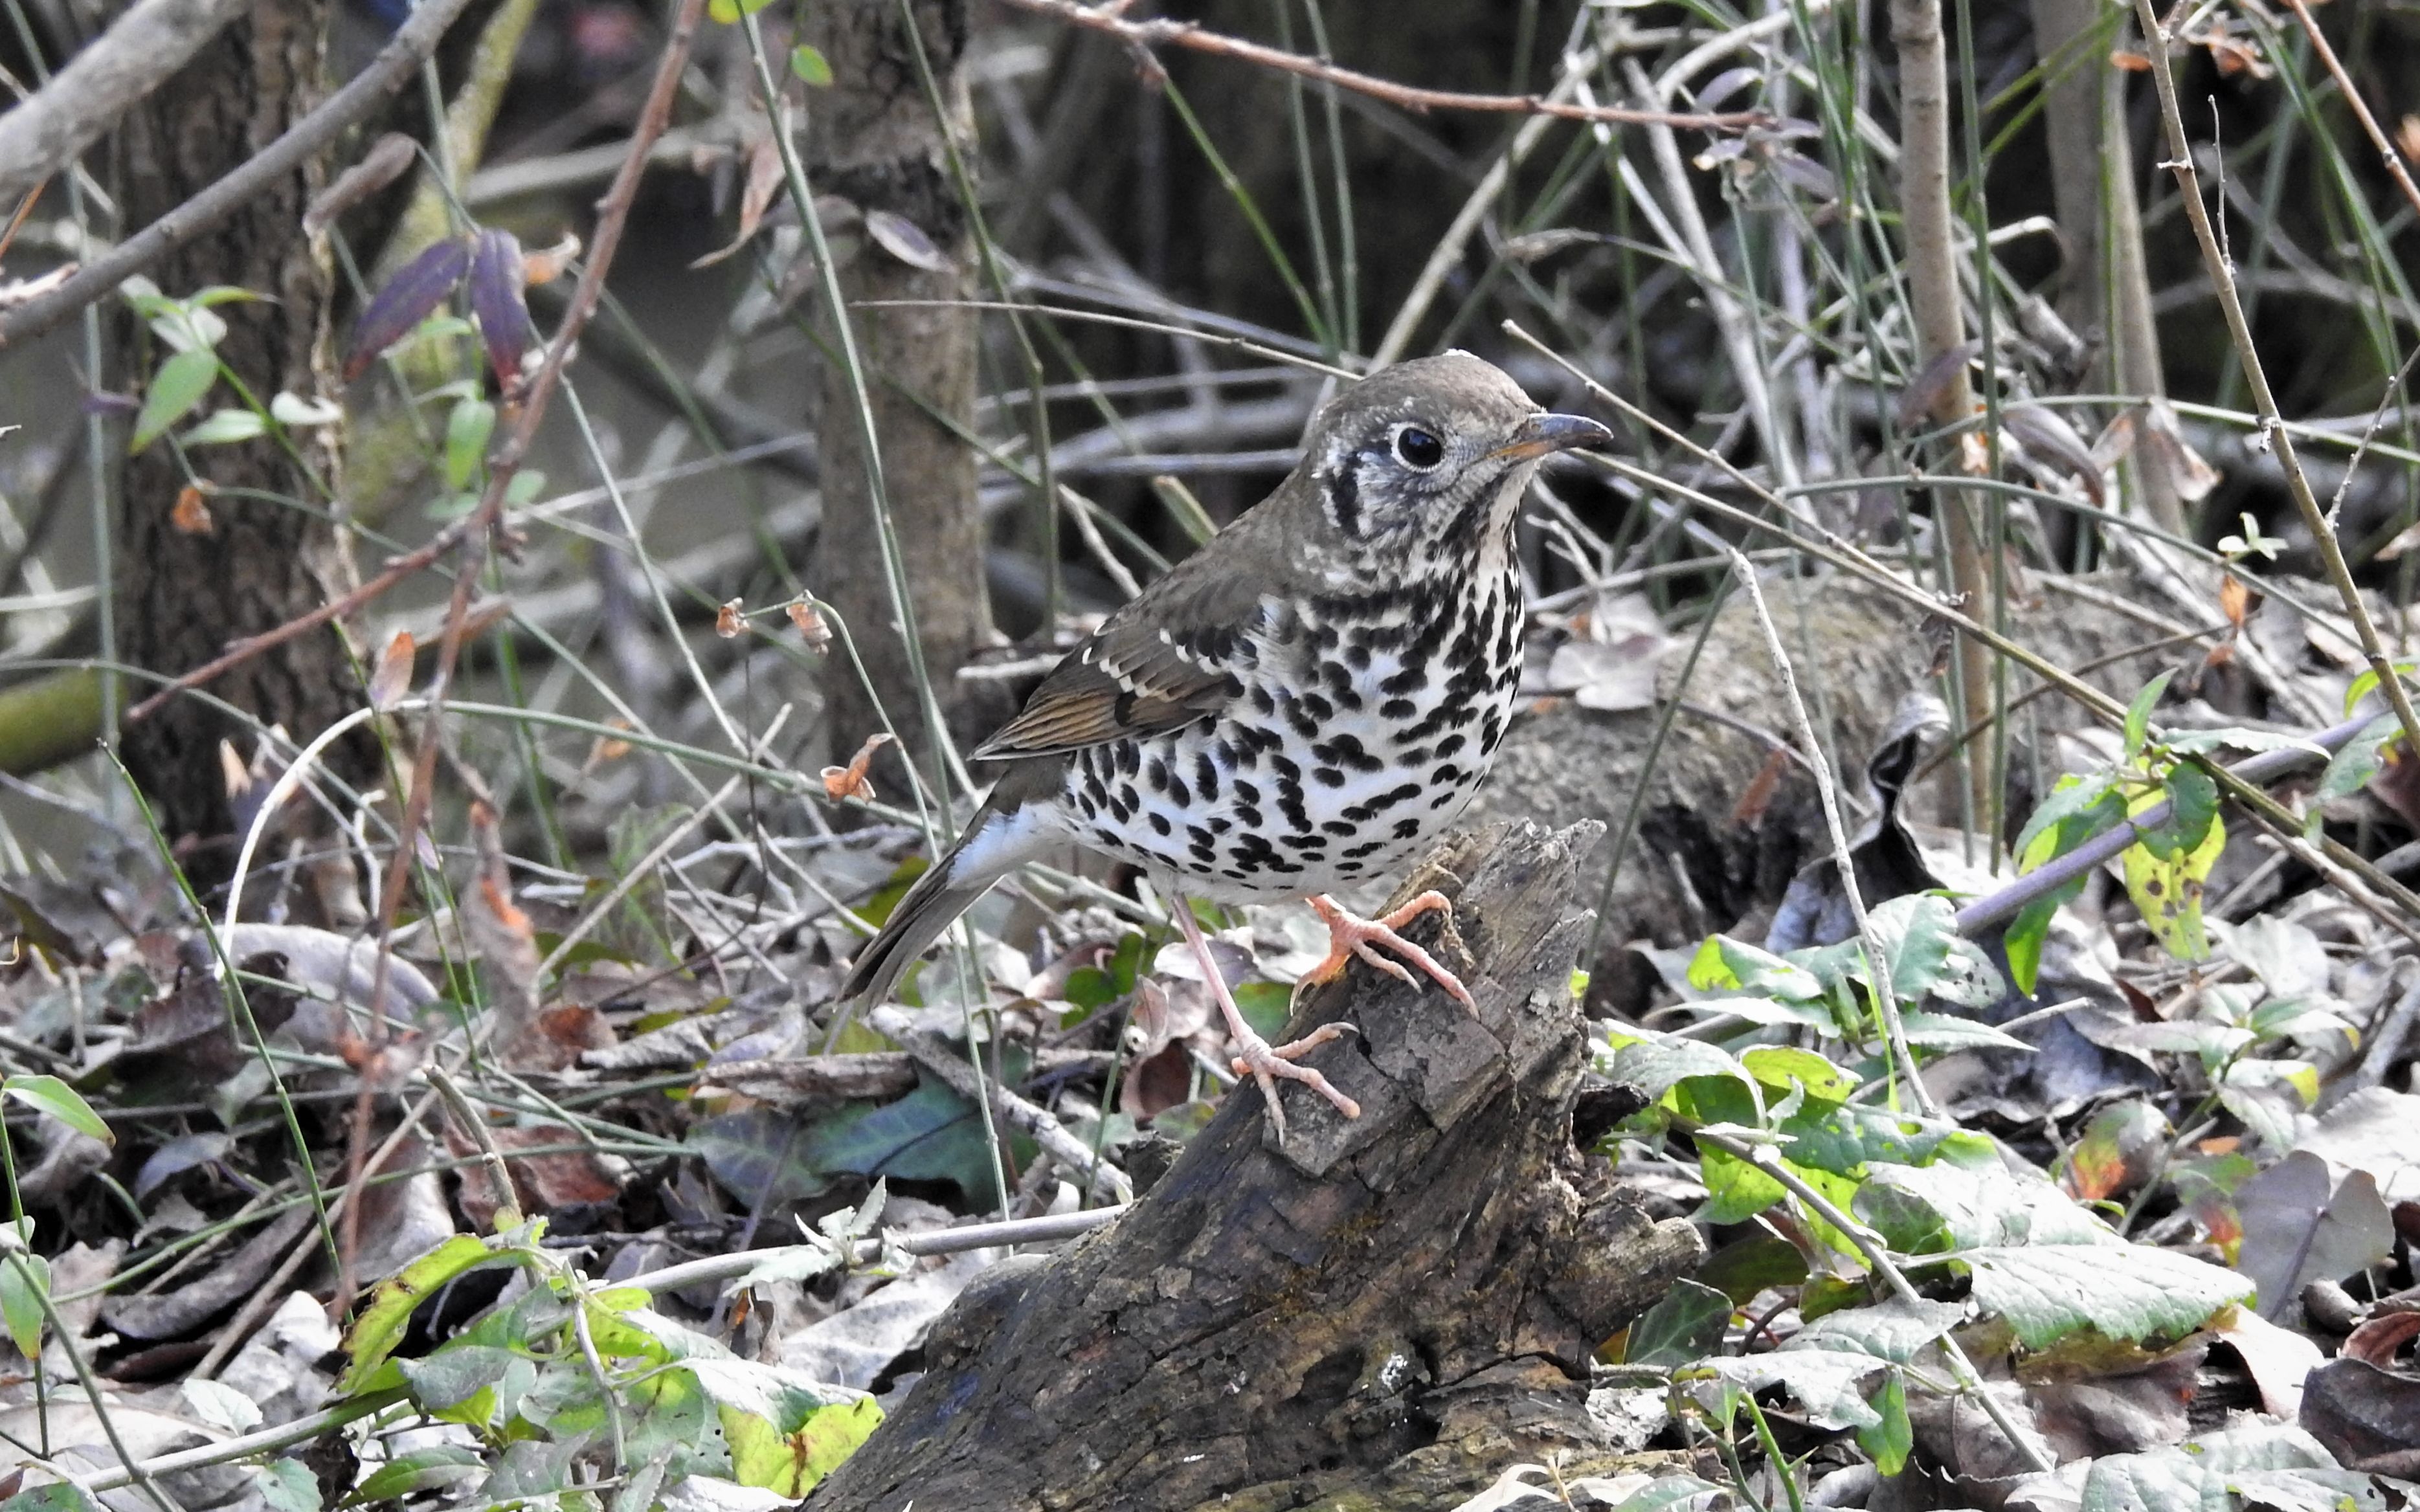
[991,0,1766,132]
[333,0,712,1320]
[0,0,482,347]
[2130,0,2420,755]
[0,0,249,212]
[2279,0,2420,228]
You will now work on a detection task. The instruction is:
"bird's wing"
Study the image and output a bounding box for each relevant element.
[970,552,1281,762]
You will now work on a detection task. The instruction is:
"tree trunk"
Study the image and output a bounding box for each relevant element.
[803,821,1707,1512]
[113,0,364,865]
[805,0,993,792]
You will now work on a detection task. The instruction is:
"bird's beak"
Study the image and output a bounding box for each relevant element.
[1489,411,1613,463]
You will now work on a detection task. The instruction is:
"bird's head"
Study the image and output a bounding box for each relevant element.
[1295,351,1611,570]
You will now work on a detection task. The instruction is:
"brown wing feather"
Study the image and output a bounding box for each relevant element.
[971,508,1294,762]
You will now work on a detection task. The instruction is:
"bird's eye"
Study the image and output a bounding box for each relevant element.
[1393,425,1444,470]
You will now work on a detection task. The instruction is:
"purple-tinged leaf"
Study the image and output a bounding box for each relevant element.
[84,390,140,417]
[468,228,537,394]
[345,238,470,381]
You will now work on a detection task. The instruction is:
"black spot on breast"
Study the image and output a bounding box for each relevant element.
[1189,839,1217,865]
[1431,763,1464,786]
[1323,820,1354,836]
[1167,768,1191,805]
[1194,752,1220,800]
[1397,745,1431,766]
[1233,778,1261,805]
[1435,733,1467,759]
[1115,742,1141,777]
[1145,757,1170,794]
[1344,839,1386,858]
[1312,766,1345,788]
[1393,817,1422,839]
[1345,641,1372,671]
[1148,812,1172,836]
[1481,708,1505,752]
[1207,816,1232,834]
[1380,697,1416,720]
[1250,684,1277,717]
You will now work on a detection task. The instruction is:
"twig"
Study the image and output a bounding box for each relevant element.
[2278,0,2420,227]
[2131,0,2420,755]
[1887,0,1997,839]
[1729,550,1936,1119]
[991,0,1766,132]
[0,0,248,212]
[1951,713,2370,934]
[865,1005,1133,1206]
[333,0,712,1322]
[0,0,480,348]
[1689,1128,2055,1475]
[629,1206,1131,1297]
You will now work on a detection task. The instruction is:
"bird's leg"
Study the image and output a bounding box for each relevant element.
[1170,893,1360,1139]
[1292,891,1478,1016]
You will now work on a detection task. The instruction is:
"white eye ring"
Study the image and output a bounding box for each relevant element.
[1391,422,1446,471]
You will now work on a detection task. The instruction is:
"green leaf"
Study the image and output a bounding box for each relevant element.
[1742,1046,1854,1102]
[504,467,547,507]
[1702,1349,1883,1430]
[254,1460,321,1512]
[1686,934,1822,1001]
[2344,662,2418,717]
[131,346,219,451]
[1861,894,2006,1007]
[4,1074,112,1142]
[2078,1425,2384,1512]
[2003,891,2067,997]
[790,43,833,85]
[2123,670,2175,763]
[0,1247,50,1357]
[1692,1235,1808,1305]
[181,407,269,446]
[1602,1034,1751,1102]
[1,1483,106,1512]
[444,396,495,489]
[2014,770,2122,866]
[2160,728,2329,758]
[721,1394,882,1496]
[2315,713,2400,803]
[706,0,773,19]
[399,1342,519,1411]
[1855,1372,1913,1476]
[346,1446,484,1504]
[2135,764,2219,861]
[2123,795,2224,964]
[1624,1278,1732,1368]
[339,1233,515,1392]
[1960,1241,2254,1350]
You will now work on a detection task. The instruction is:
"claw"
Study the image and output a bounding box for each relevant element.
[1169,893,1361,1140]
[1292,891,1477,1016]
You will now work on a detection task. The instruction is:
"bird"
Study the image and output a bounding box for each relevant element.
[840,351,1611,1137]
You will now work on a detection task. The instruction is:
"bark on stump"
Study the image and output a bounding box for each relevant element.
[804,820,1706,1512]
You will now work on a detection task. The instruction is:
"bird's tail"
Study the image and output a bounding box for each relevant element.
[841,801,1050,1005]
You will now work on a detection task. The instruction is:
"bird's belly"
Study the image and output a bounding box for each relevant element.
[1052,638,1520,902]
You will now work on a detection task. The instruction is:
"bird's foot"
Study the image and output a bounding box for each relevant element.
[1227,1022,1361,1142]
[1294,891,1477,1016]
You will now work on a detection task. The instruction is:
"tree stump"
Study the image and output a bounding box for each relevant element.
[804,821,1706,1512]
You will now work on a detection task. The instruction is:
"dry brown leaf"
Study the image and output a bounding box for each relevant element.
[691,131,785,269]
[368,630,416,711]
[787,597,833,650]
[2111,48,2151,70]
[822,731,895,801]
[522,232,581,285]
[170,484,214,535]
[2219,573,2254,630]
[716,598,745,638]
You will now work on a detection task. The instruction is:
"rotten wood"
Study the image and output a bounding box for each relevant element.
[803,819,1705,1512]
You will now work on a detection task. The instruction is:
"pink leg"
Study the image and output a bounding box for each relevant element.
[1291,891,1477,1016]
[1170,894,1360,1140]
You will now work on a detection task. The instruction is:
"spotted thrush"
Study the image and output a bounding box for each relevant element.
[842,351,1611,1136]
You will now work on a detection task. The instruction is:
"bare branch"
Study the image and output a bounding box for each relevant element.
[0,0,250,212]
[0,0,481,347]
[992,0,1766,132]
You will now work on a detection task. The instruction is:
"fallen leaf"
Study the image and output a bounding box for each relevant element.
[717,597,746,638]
[2219,573,2254,629]
[822,732,894,802]
[865,208,954,272]
[522,232,580,285]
